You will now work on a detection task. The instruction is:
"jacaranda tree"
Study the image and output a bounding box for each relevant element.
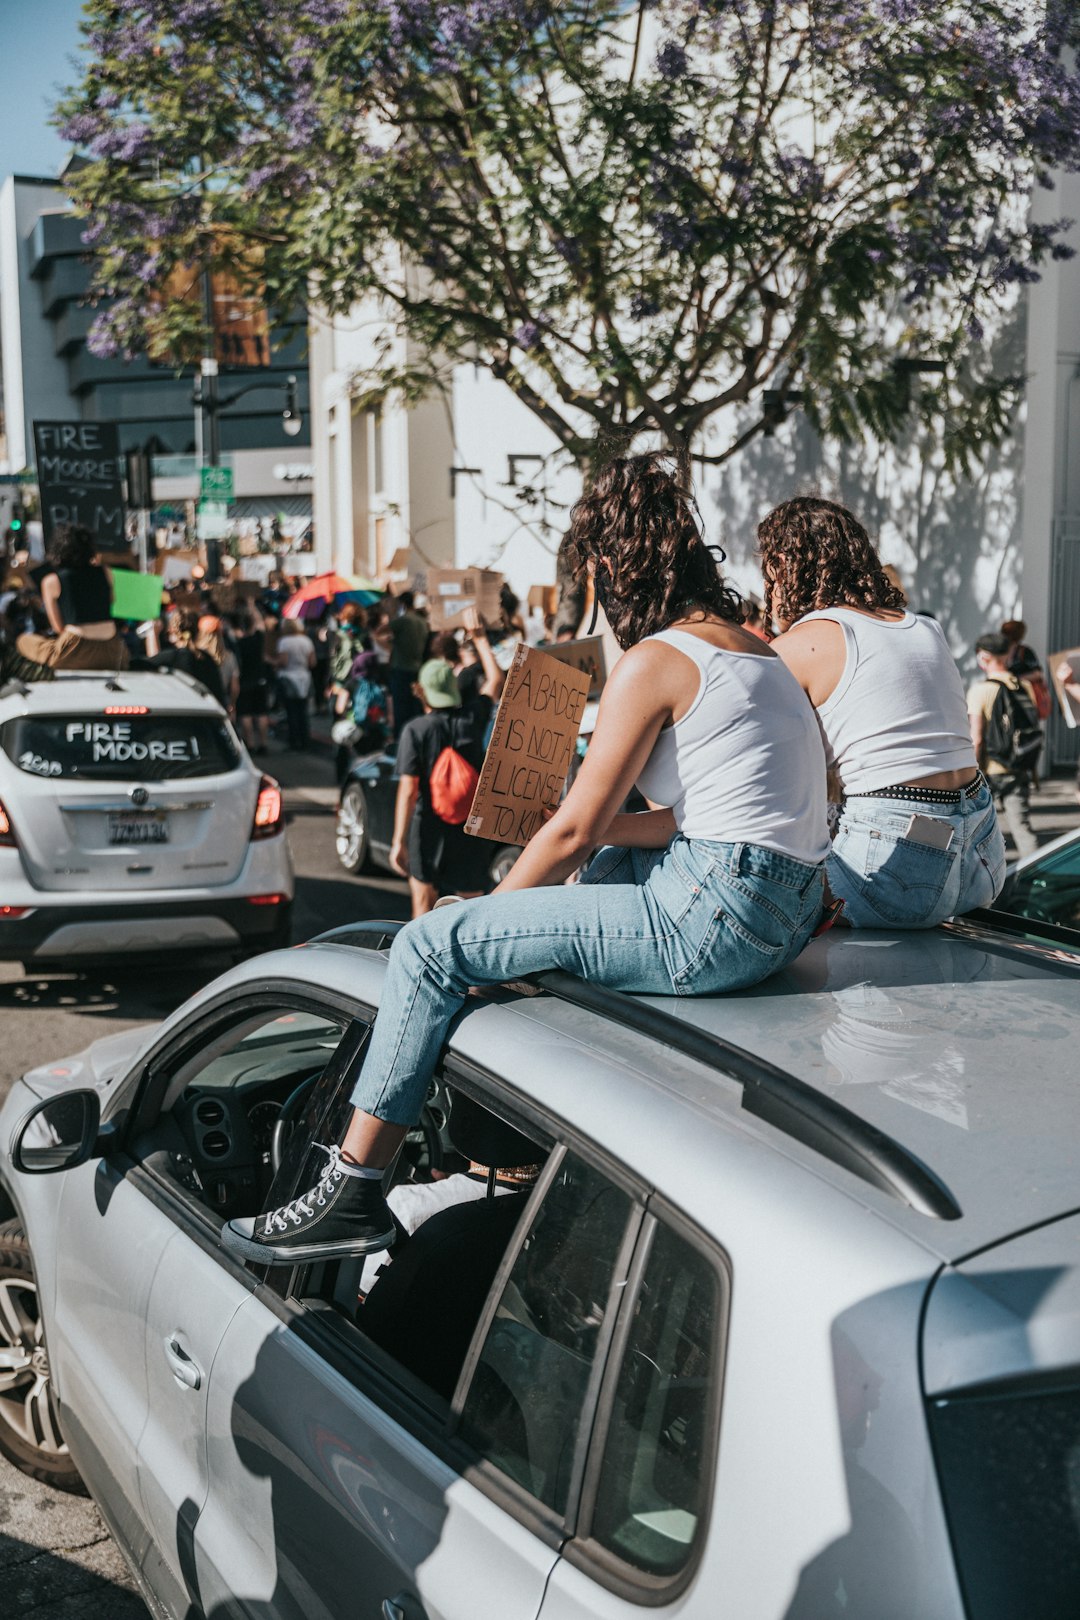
[59,1,1080,478]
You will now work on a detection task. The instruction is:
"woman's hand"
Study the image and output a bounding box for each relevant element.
[389,839,409,877]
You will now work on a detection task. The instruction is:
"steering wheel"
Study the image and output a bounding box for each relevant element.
[270,1074,446,1179]
[270,1074,321,1175]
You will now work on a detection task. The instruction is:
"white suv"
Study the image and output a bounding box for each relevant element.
[0,669,293,965]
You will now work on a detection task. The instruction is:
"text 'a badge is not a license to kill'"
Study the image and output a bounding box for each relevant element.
[465,645,591,846]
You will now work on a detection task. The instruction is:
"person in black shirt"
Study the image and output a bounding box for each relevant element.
[230,607,271,752]
[390,614,503,917]
[17,521,128,671]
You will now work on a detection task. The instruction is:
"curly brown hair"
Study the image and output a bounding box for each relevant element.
[564,453,743,649]
[757,497,906,629]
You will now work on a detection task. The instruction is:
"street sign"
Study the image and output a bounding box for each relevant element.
[197,498,231,540]
[200,465,234,501]
[32,420,127,548]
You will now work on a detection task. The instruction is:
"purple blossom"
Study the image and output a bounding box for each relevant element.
[91,121,153,162]
[60,111,107,145]
[87,314,121,360]
[656,41,688,80]
[629,292,660,320]
[514,320,542,349]
[652,211,698,256]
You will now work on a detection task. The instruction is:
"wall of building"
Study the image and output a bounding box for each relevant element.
[1021,169,1080,765]
[0,179,72,470]
[0,174,313,537]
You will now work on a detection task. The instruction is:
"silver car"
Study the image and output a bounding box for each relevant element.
[1,914,1078,1618]
[0,669,293,964]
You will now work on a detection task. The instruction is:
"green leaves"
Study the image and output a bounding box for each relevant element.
[57,0,1080,473]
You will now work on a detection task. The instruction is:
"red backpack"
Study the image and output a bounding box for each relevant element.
[429,744,479,825]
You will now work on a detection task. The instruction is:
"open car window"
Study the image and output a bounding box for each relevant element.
[131,1006,350,1227]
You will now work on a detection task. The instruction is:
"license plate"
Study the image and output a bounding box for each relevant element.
[108,812,169,845]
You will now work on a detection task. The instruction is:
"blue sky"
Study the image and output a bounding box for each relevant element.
[0,0,86,180]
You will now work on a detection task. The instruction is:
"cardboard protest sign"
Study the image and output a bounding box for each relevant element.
[426,566,504,632]
[465,644,591,846]
[541,634,607,700]
[110,567,165,623]
[1051,647,1080,729]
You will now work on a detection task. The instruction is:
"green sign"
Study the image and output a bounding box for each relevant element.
[200,465,234,500]
[110,567,165,623]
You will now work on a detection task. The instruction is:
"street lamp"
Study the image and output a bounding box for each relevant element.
[193,370,304,465]
[282,376,302,438]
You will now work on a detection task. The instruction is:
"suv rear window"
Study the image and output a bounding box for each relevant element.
[929,1384,1080,1616]
[2,714,240,781]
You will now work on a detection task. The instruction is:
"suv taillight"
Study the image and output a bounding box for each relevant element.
[251,775,284,840]
[0,799,16,847]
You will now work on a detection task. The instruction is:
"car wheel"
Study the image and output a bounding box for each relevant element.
[0,1220,86,1493]
[488,845,518,888]
[336,783,371,874]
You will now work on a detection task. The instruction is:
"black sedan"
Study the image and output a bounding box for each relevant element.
[335,744,518,887]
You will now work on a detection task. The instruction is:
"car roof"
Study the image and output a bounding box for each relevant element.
[0,670,225,717]
[217,919,1080,1264]
[644,922,1080,1258]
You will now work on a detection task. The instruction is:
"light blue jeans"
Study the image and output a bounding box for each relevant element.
[350,836,826,1124]
[827,780,1006,929]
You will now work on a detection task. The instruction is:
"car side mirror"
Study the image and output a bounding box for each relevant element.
[10,1089,110,1174]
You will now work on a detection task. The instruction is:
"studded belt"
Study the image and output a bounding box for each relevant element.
[847,773,985,805]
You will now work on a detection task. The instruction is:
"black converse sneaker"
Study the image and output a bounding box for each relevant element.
[221,1145,397,1263]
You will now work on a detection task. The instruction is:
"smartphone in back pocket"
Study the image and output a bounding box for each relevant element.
[904,813,955,851]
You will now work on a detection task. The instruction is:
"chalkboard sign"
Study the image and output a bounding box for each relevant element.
[33,421,127,549]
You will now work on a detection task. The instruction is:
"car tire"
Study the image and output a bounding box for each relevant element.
[488,845,518,888]
[0,1219,86,1494]
[336,783,371,874]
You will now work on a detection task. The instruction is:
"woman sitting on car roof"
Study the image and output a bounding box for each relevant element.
[223,452,832,1266]
[17,521,128,672]
[758,496,1006,929]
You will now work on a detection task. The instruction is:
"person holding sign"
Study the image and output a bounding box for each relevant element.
[17,522,128,672]
[223,453,830,1264]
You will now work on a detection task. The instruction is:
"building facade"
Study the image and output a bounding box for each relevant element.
[0,173,314,539]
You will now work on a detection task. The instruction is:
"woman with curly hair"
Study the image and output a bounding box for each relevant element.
[223,452,831,1264]
[758,495,1005,929]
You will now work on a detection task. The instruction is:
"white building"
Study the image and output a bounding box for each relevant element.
[310,176,1080,768]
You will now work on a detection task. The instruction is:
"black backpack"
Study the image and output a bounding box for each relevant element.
[984,678,1042,772]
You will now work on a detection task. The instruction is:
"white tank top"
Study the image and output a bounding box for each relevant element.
[796,609,976,794]
[635,629,829,863]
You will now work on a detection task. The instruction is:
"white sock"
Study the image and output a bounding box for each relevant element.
[338,1158,383,1180]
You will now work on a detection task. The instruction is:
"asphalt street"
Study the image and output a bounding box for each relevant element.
[0,741,410,1618]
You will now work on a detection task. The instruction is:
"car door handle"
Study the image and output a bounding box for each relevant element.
[163,1335,202,1391]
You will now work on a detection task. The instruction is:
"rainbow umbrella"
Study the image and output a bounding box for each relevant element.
[282,572,383,619]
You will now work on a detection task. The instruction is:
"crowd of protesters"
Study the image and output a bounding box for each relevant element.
[3,519,1073,870]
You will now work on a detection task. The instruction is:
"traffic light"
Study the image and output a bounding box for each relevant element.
[5,502,25,551]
